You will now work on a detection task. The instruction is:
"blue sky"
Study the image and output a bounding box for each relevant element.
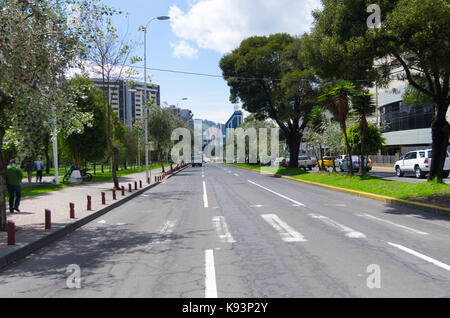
[99,0,322,124]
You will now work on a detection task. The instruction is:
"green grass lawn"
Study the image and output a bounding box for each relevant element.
[12,163,173,199]
[229,163,450,202]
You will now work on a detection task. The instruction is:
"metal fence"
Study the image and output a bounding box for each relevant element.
[368,155,397,165]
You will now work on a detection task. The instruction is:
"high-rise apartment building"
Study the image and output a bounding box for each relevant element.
[91,78,160,128]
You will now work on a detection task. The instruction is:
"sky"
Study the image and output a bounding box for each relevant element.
[97,0,322,124]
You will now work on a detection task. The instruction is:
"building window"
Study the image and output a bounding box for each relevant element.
[380,101,435,133]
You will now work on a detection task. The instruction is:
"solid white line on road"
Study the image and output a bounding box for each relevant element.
[359,214,429,235]
[203,181,209,208]
[248,180,305,207]
[212,216,236,243]
[205,249,218,298]
[308,213,366,239]
[262,214,307,242]
[387,242,450,272]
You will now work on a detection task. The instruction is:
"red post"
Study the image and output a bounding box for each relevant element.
[121,186,125,196]
[70,202,75,219]
[139,180,142,188]
[134,181,137,190]
[128,183,132,192]
[101,192,106,205]
[87,195,92,211]
[7,221,15,245]
[155,176,157,182]
[112,189,117,200]
[45,209,51,230]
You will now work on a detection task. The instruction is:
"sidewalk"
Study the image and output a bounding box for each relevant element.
[1,166,169,247]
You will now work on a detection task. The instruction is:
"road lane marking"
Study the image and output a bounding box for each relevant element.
[98,220,106,224]
[203,181,209,208]
[233,173,239,177]
[248,180,305,207]
[387,242,450,272]
[261,214,307,242]
[212,216,236,243]
[308,214,366,239]
[250,205,263,208]
[205,249,218,298]
[358,214,429,235]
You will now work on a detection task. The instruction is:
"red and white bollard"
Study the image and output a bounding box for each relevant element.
[121,186,125,196]
[70,202,75,219]
[139,180,142,188]
[87,195,92,211]
[112,189,117,200]
[7,221,15,245]
[45,209,51,230]
[134,181,137,190]
[128,183,132,192]
[101,192,106,205]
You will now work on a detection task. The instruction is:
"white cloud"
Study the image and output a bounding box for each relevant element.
[170,40,199,59]
[169,0,321,54]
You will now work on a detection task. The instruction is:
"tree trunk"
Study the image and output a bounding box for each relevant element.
[93,163,96,175]
[112,147,120,189]
[287,134,301,168]
[44,133,51,174]
[359,130,366,176]
[341,122,354,176]
[0,117,7,231]
[319,145,325,171]
[428,104,450,182]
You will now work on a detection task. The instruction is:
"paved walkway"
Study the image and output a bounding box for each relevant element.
[3,167,167,233]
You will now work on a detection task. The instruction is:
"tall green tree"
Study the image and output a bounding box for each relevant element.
[319,81,356,175]
[369,0,450,182]
[65,75,107,169]
[351,91,377,175]
[220,34,318,168]
[0,0,86,230]
[307,106,327,170]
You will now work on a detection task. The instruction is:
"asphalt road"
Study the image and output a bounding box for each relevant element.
[0,164,449,297]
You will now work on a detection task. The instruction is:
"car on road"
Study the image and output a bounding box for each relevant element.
[192,153,203,167]
[394,149,450,179]
[338,155,372,172]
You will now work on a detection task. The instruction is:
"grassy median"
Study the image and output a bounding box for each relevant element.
[11,163,172,199]
[229,163,450,207]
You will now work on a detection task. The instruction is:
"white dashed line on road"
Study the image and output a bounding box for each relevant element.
[205,249,218,298]
[248,180,305,207]
[358,213,429,235]
[262,214,307,242]
[387,242,450,272]
[233,173,239,177]
[203,181,209,208]
[308,213,366,239]
[212,216,236,243]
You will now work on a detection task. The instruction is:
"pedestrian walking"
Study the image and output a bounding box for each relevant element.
[25,159,34,183]
[35,158,44,183]
[6,159,23,213]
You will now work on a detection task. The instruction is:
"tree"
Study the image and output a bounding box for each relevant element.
[319,81,356,175]
[148,105,186,172]
[76,0,139,189]
[307,106,327,170]
[0,0,85,230]
[65,75,107,169]
[370,0,449,182]
[346,123,385,160]
[119,129,138,169]
[323,122,344,172]
[351,91,377,175]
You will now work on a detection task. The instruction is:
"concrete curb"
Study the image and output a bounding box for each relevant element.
[0,165,188,271]
[227,164,450,218]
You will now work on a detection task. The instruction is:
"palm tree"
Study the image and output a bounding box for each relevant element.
[308,106,327,171]
[319,81,356,175]
[351,91,376,176]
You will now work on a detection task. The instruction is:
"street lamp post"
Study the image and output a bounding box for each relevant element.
[142,15,170,182]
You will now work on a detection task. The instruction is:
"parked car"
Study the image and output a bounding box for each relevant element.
[310,157,318,167]
[394,149,450,179]
[298,156,314,170]
[273,157,285,167]
[318,156,335,168]
[338,155,371,172]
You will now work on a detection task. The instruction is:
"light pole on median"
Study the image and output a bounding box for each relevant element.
[141,15,170,182]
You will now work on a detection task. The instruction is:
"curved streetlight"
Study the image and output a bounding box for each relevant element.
[141,15,170,182]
